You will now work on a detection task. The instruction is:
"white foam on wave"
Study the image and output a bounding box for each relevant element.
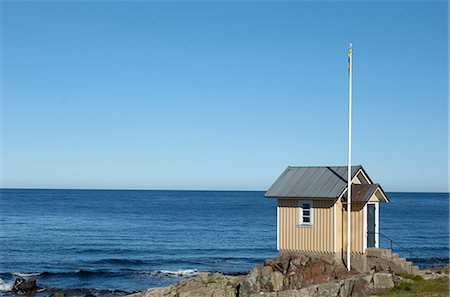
[159,269,201,277]
[0,278,13,292]
[143,269,202,278]
[11,272,42,277]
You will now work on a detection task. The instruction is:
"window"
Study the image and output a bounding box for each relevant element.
[298,200,313,226]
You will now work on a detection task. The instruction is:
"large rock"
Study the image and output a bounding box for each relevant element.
[372,273,394,290]
[12,278,42,295]
[269,272,284,292]
[239,253,353,296]
[246,274,372,297]
[127,273,243,297]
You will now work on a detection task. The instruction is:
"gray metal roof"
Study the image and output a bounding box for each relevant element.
[264,165,363,199]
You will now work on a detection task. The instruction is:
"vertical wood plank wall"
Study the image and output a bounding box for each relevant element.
[335,198,344,253]
[278,199,335,253]
[342,202,364,253]
[278,198,366,254]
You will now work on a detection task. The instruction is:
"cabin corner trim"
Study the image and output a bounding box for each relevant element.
[276,206,280,251]
[363,203,367,251]
[333,203,336,253]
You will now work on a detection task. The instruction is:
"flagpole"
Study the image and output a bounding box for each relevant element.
[347,43,353,272]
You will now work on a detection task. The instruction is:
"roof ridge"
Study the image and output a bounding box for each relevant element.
[288,165,362,168]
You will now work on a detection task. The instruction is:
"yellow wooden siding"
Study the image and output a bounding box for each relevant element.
[278,199,334,253]
[370,189,385,202]
[342,202,364,253]
[369,193,379,202]
[335,198,343,253]
[352,176,362,184]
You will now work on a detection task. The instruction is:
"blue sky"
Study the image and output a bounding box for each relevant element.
[1,1,448,192]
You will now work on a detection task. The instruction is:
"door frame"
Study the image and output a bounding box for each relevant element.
[363,201,379,251]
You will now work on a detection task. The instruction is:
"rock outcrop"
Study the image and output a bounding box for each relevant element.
[127,253,402,297]
[127,273,244,297]
[244,274,374,297]
[127,253,450,297]
[239,253,352,296]
[128,271,396,297]
[12,278,43,295]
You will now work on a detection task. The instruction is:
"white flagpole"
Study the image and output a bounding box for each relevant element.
[347,43,353,271]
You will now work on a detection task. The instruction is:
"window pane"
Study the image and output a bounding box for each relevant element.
[303,210,310,216]
[302,203,310,209]
[303,217,310,223]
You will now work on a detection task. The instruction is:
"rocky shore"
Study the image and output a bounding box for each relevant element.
[10,252,448,297]
[125,252,448,297]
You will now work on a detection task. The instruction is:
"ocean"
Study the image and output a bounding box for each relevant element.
[0,189,448,296]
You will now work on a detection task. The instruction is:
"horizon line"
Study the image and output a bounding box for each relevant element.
[0,187,449,194]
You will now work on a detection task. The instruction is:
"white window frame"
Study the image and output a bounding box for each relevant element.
[298,200,313,227]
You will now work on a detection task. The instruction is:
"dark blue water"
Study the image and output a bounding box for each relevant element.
[379,192,449,266]
[0,190,448,296]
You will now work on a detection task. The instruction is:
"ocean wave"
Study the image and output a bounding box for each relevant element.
[0,278,13,292]
[158,269,201,277]
[73,270,110,276]
[89,258,147,265]
[142,269,202,278]
[7,270,117,279]
[11,272,43,277]
[8,268,201,279]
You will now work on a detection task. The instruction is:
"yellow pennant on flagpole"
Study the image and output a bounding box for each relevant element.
[347,47,352,73]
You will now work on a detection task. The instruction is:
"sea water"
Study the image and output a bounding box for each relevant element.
[0,189,448,296]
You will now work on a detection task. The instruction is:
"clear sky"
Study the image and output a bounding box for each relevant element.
[1,1,448,192]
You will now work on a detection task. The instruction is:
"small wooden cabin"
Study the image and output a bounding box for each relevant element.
[265,165,389,255]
